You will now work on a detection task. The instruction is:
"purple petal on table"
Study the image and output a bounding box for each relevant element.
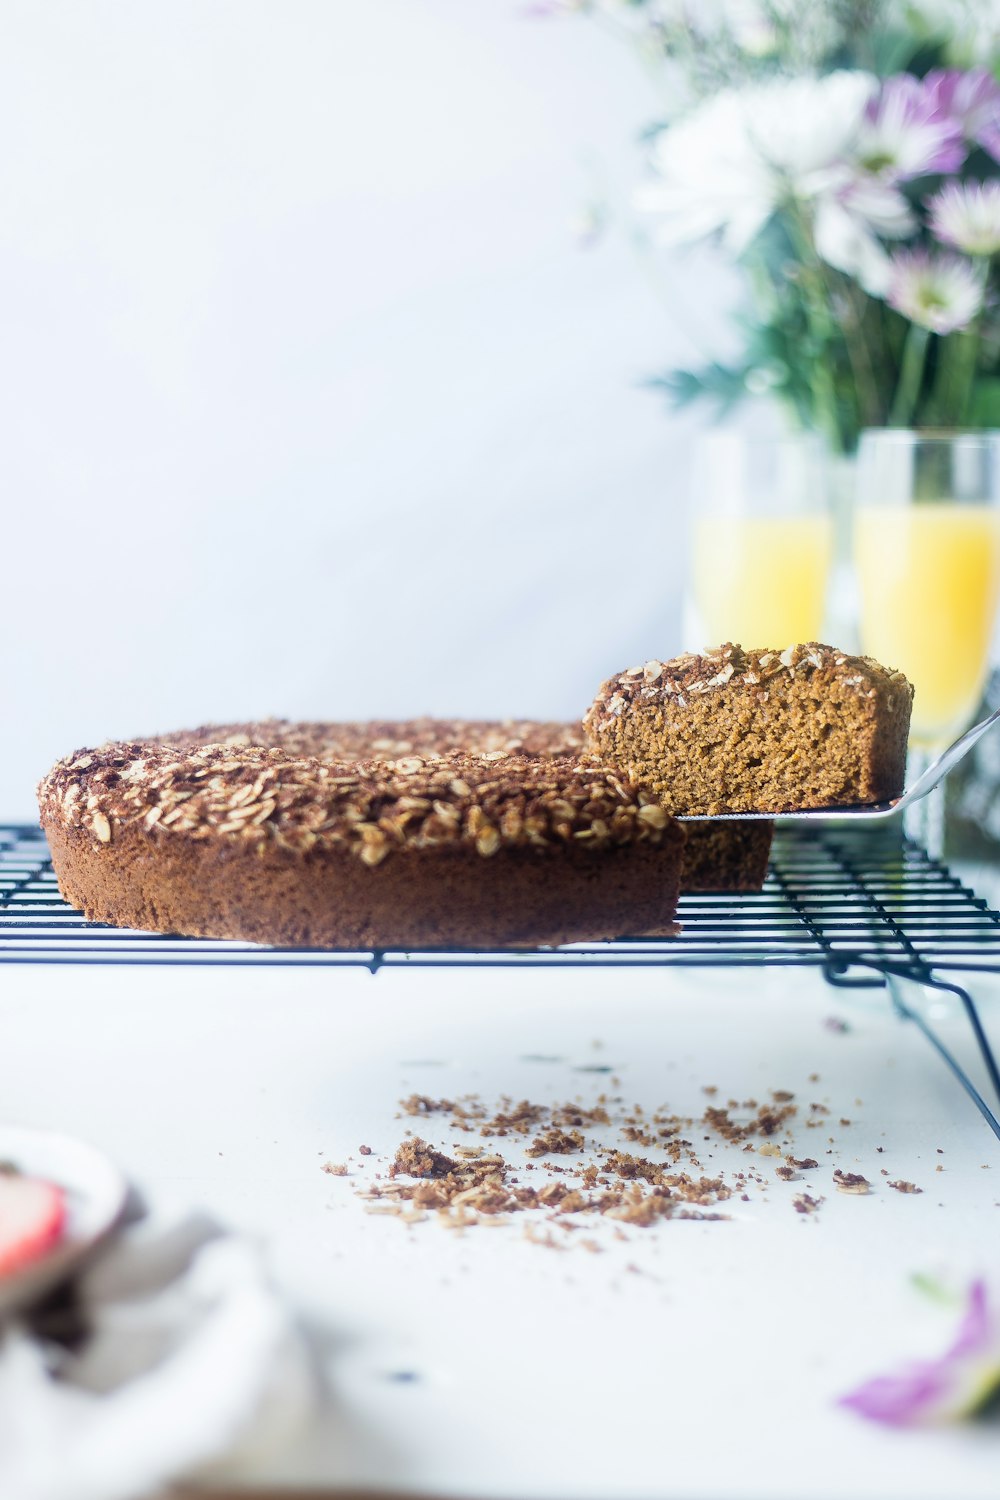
[839,1280,1000,1427]
[840,1368,948,1425]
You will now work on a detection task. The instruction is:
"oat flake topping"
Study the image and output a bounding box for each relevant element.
[38,743,675,864]
[584,642,909,738]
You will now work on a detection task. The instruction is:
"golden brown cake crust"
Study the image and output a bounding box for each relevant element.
[37,741,685,949]
[154,717,585,760]
[124,715,774,893]
[584,643,913,815]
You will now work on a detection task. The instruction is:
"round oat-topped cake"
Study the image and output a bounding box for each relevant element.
[37,726,686,950]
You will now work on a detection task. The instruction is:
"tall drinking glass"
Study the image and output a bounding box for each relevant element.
[853,430,1000,852]
[688,432,834,649]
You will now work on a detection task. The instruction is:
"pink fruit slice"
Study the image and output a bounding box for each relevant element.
[0,1172,67,1277]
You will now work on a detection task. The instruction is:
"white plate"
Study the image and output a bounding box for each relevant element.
[0,1126,127,1318]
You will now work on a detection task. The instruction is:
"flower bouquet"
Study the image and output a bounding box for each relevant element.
[543,0,1000,453]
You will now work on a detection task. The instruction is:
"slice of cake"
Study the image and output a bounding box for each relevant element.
[584,643,913,816]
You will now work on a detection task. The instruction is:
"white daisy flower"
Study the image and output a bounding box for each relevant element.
[814,198,894,295]
[929,180,1000,256]
[887,248,983,333]
[637,71,877,255]
[901,0,1000,66]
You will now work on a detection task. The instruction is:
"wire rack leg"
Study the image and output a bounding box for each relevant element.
[885,972,1000,1142]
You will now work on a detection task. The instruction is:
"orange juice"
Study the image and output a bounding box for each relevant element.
[691,514,834,648]
[854,504,1000,744]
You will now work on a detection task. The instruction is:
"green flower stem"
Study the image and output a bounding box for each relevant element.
[889,323,930,428]
[927,326,981,428]
[842,278,881,431]
[783,205,850,451]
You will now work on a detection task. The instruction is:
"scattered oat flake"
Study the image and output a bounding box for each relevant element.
[834,1170,871,1195]
[523,1223,566,1250]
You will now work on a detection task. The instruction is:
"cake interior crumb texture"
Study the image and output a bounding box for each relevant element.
[584,643,913,816]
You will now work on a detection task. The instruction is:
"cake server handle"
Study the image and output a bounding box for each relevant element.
[893,703,1000,812]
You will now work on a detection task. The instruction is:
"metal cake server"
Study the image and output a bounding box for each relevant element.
[676,704,1000,823]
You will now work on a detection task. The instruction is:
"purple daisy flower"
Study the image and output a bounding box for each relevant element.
[925,68,1000,164]
[856,74,966,181]
[840,1280,1000,1426]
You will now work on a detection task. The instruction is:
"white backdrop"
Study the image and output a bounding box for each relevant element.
[1,0,738,819]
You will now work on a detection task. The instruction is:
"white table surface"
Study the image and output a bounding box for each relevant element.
[1,953,999,1500]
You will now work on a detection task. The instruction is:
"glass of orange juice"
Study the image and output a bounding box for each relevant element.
[854,429,1000,850]
[688,431,834,650]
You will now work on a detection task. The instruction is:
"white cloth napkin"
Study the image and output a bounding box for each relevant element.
[0,1211,318,1500]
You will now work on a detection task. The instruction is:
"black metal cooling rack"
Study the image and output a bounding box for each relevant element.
[2,821,999,1137]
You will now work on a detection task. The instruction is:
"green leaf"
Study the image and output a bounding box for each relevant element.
[646,364,751,417]
[910,1271,963,1306]
[864,24,925,74]
[967,379,1000,429]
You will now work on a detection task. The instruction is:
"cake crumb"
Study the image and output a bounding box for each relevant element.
[322,1161,349,1176]
[526,1128,585,1157]
[792,1193,823,1214]
[888,1179,922,1194]
[333,1084,861,1245]
[390,1137,458,1179]
[399,1094,454,1116]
